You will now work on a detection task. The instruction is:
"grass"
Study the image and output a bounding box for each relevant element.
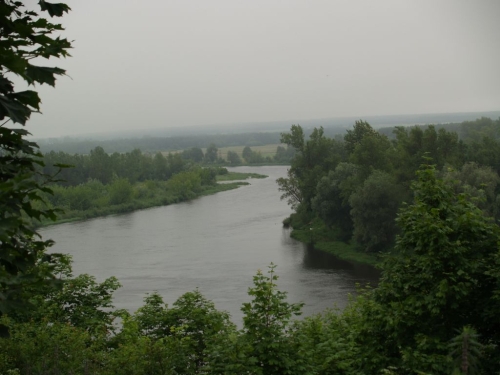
[216,172,267,181]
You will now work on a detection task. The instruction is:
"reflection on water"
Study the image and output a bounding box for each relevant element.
[41,166,379,324]
[302,244,380,282]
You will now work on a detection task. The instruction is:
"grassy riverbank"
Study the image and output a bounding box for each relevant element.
[287,218,379,266]
[37,171,267,227]
[37,180,250,227]
[216,171,267,181]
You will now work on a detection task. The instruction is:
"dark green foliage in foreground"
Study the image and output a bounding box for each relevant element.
[354,166,500,374]
[0,0,72,315]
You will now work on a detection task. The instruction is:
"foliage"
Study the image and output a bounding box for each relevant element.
[226,150,242,165]
[210,264,311,375]
[279,126,344,212]
[37,168,242,225]
[281,118,500,260]
[349,170,405,252]
[311,163,359,241]
[355,165,500,373]
[204,143,219,163]
[448,326,483,375]
[242,145,265,163]
[0,0,72,315]
[441,162,500,219]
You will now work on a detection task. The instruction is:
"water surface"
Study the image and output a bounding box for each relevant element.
[41,166,379,323]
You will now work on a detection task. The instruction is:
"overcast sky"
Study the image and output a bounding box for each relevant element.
[23,0,500,138]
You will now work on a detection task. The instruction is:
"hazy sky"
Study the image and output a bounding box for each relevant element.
[23,0,500,138]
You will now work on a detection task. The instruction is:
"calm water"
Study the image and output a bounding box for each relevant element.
[40,166,379,323]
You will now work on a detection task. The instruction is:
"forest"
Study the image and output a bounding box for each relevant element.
[1,1,500,374]
[278,117,500,260]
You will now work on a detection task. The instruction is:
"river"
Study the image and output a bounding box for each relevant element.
[40,165,379,324]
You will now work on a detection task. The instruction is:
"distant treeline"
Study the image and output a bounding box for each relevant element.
[279,116,500,254]
[38,115,500,155]
[378,116,500,142]
[38,132,285,154]
[40,144,294,187]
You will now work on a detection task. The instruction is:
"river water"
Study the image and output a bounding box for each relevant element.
[40,166,379,324]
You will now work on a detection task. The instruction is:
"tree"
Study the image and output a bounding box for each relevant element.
[204,143,218,163]
[242,146,253,162]
[344,120,380,154]
[311,162,359,241]
[441,162,500,219]
[210,264,310,374]
[182,147,204,163]
[226,150,241,165]
[89,146,112,184]
[279,125,344,213]
[357,165,500,373]
[0,0,72,315]
[349,170,405,252]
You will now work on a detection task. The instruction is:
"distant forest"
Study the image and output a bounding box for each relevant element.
[37,113,500,154]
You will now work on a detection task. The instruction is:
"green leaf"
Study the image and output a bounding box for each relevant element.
[38,0,71,17]
[25,64,66,86]
[10,90,41,110]
[0,76,14,94]
[0,95,31,124]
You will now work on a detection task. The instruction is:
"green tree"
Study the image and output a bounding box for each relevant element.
[357,165,500,373]
[204,143,218,163]
[89,146,113,184]
[311,162,359,241]
[226,150,241,165]
[182,147,204,163]
[344,120,380,155]
[0,0,72,315]
[442,162,500,219]
[242,145,253,162]
[211,264,310,375]
[279,125,344,213]
[349,170,405,252]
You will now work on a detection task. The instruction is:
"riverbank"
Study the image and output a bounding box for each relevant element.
[37,171,272,227]
[38,181,249,227]
[287,219,379,266]
[216,172,267,181]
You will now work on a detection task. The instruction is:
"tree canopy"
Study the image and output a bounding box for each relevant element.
[0,0,73,315]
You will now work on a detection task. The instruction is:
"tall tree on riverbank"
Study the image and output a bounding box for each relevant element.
[0,0,72,315]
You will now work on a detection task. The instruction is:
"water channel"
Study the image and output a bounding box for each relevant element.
[40,165,379,324]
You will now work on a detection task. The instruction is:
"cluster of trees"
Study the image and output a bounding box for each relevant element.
[40,144,293,189]
[226,145,295,165]
[36,146,232,223]
[279,118,500,252]
[41,145,237,187]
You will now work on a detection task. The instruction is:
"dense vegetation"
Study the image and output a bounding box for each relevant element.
[2,2,500,374]
[33,146,268,224]
[278,117,500,260]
